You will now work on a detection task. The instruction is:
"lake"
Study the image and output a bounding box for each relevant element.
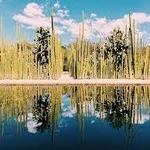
[0,86,149,150]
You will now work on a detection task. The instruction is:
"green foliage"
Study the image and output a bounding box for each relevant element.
[104,29,129,73]
[32,93,50,132]
[33,27,51,66]
[104,88,130,129]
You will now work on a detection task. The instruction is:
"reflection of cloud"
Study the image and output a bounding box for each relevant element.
[79,101,101,118]
[27,113,42,134]
[95,111,100,118]
[91,120,95,124]
[61,95,76,118]
[62,109,75,118]
[58,119,67,128]
[57,95,76,129]
[134,113,150,125]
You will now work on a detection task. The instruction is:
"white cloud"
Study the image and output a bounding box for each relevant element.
[54,1,60,9]
[12,2,70,35]
[79,12,150,40]
[13,3,50,29]
[90,13,97,18]
[13,2,150,43]
[57,9,70,18]
[23,3,45,17]
[13,14,50,28]
[125,13,150,24]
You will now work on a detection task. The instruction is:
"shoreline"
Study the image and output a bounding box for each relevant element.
[0,79,149,85]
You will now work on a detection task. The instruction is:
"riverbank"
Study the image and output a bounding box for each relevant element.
[0,79,149,85]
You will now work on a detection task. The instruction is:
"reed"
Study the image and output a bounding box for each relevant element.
[0,15,63,79]
[68,14,150,79]
[48,15,63,79]
[0,13,150,79]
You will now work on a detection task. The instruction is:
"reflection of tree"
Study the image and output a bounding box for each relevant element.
[32,93,50,132]
[104,87,130,129]
[50,87,62,144]
[31,87,62,144]
[68,86,141,148]
[103,87,136,148]
[0,84,150,150]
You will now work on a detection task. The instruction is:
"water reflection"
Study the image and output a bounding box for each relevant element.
[28,92,50,133]
[0,86,149,149]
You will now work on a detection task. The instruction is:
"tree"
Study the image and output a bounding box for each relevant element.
[32,93,50,132]
[104,28,129,78]
[33,27,51,67]
[104,87,130,129]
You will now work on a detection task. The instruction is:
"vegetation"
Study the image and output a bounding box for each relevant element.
[0,16,63,79]
[0,13,150,79]
[104,29,129,78]
[0,85,149,141]
[33,27,50,66]
[68,14,150,79]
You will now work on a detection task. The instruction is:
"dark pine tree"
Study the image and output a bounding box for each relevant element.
[104,28,129,78]
[33,27,51,67]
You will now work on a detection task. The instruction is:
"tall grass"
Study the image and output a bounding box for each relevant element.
[68,14,150,79]
[0,16,63,79]
[0,13,150,79]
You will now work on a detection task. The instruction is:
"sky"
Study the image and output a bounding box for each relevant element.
[1,0,150,45]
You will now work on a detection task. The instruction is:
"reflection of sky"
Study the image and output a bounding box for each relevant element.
[27,113,42,134]
[61,95,76,118]
[26,94,150,135]
[1,90,150,150]
[134,113,150,125]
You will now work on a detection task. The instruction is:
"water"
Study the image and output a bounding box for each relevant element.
[0,86,150,150]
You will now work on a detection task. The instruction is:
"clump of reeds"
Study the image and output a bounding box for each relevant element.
[68,13,150,79]
[0,15,64,79]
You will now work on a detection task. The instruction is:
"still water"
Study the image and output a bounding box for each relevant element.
[0,86,150,150]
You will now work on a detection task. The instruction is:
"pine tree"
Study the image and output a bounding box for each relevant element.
[33,27,51,67]
[104,28,129,78]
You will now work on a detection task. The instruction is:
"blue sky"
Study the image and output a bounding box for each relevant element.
[1,0,150,44]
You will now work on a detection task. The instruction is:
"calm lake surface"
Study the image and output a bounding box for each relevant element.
[0,86,150,150]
